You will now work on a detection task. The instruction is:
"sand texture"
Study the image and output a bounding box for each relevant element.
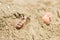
[0,0,60,40]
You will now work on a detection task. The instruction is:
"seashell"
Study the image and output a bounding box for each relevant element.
[42,12,52,25]
[16,15,27,29]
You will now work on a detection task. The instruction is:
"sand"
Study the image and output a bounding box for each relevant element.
[0,0,60,40]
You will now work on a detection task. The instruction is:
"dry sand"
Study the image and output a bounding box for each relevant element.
[0,0,60,40]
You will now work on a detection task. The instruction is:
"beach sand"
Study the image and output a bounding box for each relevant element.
[0,0,60,40]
